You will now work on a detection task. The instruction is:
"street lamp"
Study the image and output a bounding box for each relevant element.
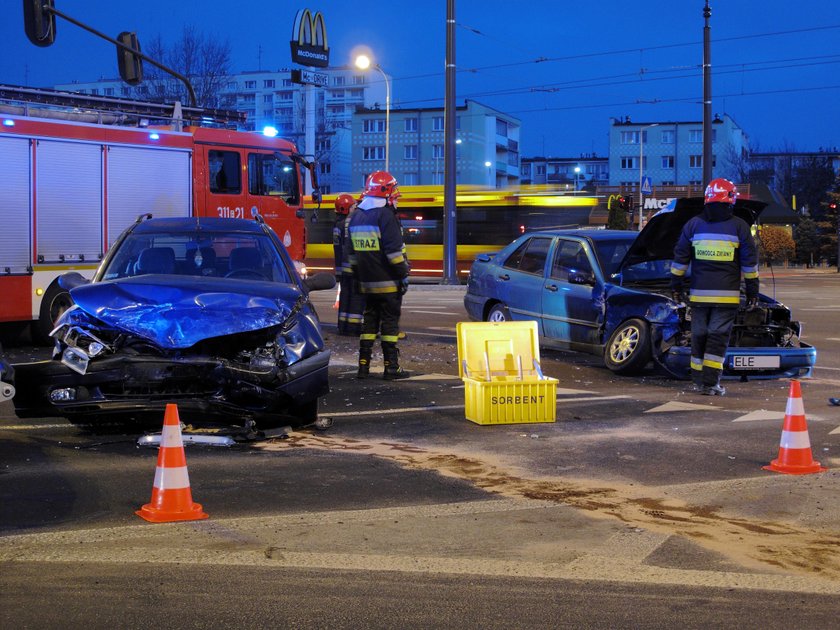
[484,161,493,187]
[354,53,390,171]
[638,123,659,231]
[574,166,581,191]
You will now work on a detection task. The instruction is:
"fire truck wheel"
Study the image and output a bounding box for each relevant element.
[35,281,74,345]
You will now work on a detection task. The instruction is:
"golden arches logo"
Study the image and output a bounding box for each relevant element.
[290,9,329,68]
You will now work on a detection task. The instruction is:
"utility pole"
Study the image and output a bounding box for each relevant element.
[441,0,458,284]
[702,1,713,186]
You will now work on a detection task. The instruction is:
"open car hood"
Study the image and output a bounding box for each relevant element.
[619,197,766,270]
[68,275,303,349]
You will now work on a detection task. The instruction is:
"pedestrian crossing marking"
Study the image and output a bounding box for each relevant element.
[644,401,719,413]
[732,410,784,422]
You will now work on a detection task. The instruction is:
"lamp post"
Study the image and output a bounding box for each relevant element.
[485,161,493,187]
[354,53,390,171]
[638,123,659,231]
[574,166,581,191]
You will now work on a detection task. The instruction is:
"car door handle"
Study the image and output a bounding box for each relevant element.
[545,284,558,292]
[498,274,510,281]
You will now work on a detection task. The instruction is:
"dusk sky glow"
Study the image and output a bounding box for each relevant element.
[4,1,839,157]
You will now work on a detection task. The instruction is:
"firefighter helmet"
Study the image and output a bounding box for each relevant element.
[362,171,401,201]
[704,178,738,205]
[334,193,356,215]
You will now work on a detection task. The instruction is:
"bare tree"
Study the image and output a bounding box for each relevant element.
[140,26,232,109]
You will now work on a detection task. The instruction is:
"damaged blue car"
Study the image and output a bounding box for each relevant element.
[464,197,816,380]
[12,214,335,428]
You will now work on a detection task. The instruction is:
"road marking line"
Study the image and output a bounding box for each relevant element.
[407,310,455,315]
[0,423,68,431]
[732,410,785,422]
[645,401,719,413]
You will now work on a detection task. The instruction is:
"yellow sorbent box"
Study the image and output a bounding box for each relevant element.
[456,321,557,425]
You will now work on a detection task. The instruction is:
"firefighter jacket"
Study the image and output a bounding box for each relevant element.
[670,202,759,307]
[348,198,409,294]
[333,214,352,277]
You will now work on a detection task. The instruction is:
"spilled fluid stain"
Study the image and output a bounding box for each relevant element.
[259,432,840,580]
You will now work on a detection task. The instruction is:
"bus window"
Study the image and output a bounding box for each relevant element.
[209,150,242,194]
[248,153,300,204]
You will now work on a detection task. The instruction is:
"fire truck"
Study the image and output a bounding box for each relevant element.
[0,85,318,341]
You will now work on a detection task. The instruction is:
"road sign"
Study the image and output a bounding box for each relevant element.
[641,176,653,195]
[290,69,328,88]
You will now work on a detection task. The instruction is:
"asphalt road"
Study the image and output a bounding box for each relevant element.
[2,269,840,628]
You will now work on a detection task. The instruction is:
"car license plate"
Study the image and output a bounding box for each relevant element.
[731,355,780,370]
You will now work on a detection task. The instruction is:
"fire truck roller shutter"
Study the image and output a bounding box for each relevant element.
[106,146,192,247]
[0,136,32,277]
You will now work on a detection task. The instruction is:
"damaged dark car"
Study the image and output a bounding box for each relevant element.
[13,214,335,428]
[464,197,816,380]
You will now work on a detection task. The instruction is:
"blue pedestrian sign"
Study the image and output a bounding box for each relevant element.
[641,176,653,195]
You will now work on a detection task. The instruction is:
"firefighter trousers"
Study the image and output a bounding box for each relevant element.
[359,293,403,346]
[689,305,737,387]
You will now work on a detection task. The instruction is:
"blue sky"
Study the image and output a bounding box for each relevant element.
[3,1,838,157]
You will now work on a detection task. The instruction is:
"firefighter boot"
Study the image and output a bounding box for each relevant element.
[382,342,410,380]
[357,341,373,379]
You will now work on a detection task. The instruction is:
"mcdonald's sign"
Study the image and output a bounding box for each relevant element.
[290,9,329,68]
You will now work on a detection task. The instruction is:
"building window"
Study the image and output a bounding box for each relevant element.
[402,173,418,185]
[689,180,702,186]
[620,131,640,145]
[333,76,345,86]
[661,130,674,144]
[349,88,363,99]
[661,180,674,186]
[328,106,344,115]
[264,79,275,88]
[404,118,418,132]
[689,155,703,168]
[456,116,461,130]
[432,116,444,131]
[320,162,331,174]
[689,129,703,143]
[280,91,293,100]
[661,156,675,168]
[316,139,331,152]
[363,146,385,161]
[536,165,546,175]
[241,94,255,103]
[263,94,273,103]
[329,89,344,98]
[621,157,638,169]
[353,75,366,85]
[244,80,256,89]
[404,145,418,160]
[282,79,292,87]
[496,119,508,137]
[522,164,531,176]
[363,119,386,133]
[432,144,444,159]
[104,88,114,96]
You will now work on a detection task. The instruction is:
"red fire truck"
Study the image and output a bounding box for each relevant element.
[0,85,318,341]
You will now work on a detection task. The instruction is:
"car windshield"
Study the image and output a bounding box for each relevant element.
[101,230,294,283]
[591,236,673,280]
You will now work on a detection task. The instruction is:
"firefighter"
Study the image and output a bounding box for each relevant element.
[348,171,410,380]
[333,193,365,336]
[670,178,759,396]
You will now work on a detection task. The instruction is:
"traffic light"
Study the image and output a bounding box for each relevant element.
[23,0,57,47]
[116,31,144,86]
[626,196,634,212]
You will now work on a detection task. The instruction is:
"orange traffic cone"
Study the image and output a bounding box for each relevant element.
[136,404,209,522]
[763,380,827,475]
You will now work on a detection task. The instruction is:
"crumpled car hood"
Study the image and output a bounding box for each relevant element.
[68,275,304,348]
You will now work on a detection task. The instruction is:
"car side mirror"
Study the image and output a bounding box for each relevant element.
[304,271,336,292]
[57,272,90,291]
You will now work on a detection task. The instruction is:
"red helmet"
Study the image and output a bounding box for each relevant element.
[704,178,738,205]
[334,193,356,215]
[362,171,401,201]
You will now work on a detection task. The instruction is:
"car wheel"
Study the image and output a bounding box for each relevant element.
[487,303,511,322]
[604,318,651,375]
[35,280,74,345]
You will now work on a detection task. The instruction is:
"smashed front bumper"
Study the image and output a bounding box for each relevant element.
[12,348,330,423]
